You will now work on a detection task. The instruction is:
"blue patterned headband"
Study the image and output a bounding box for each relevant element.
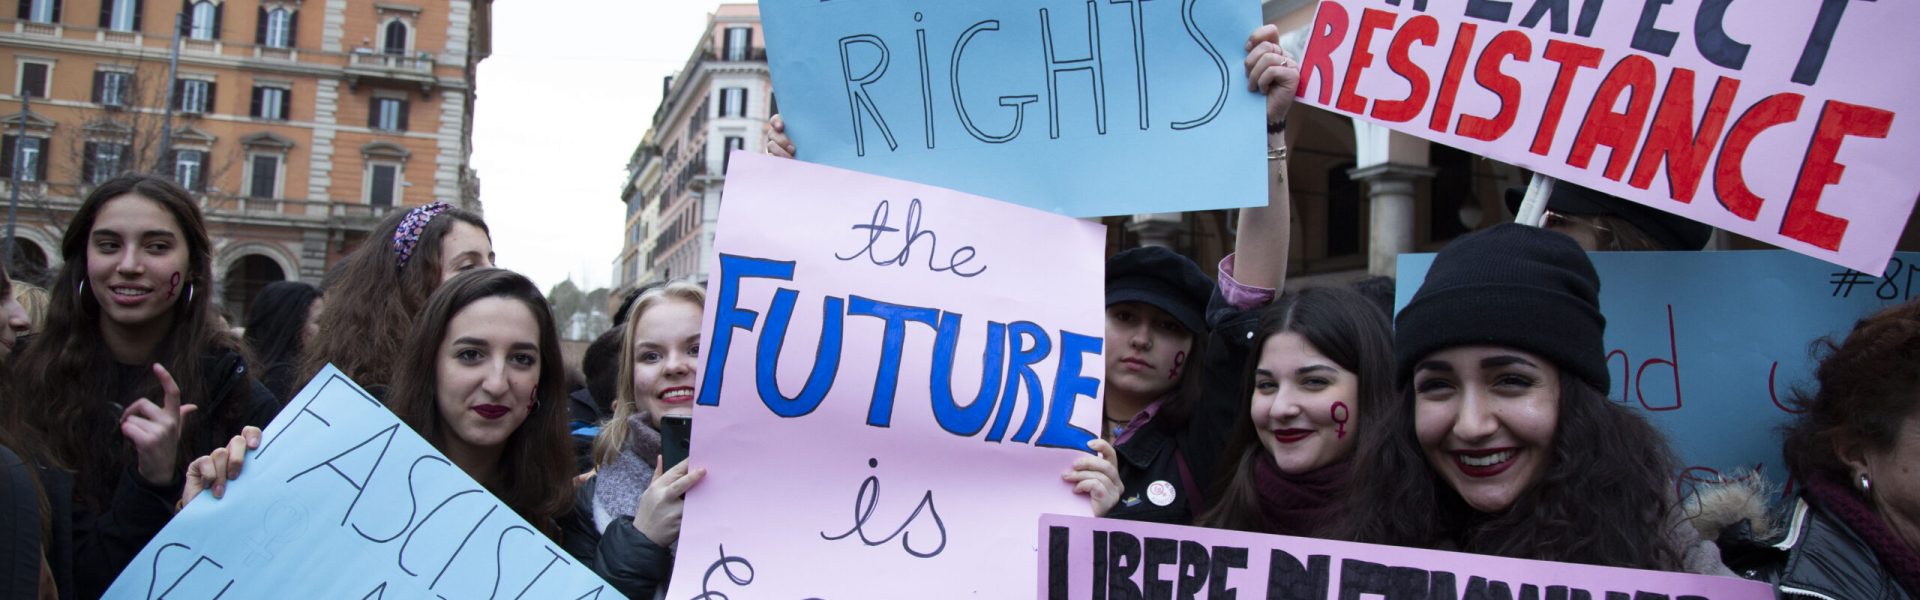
[391,201,452,269]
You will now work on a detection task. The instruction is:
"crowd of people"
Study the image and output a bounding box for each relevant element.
[0,25,1914,600]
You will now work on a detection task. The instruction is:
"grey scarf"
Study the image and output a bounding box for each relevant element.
[591,412,661,531]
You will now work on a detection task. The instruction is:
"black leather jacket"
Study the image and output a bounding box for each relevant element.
[1727,498,1914,600]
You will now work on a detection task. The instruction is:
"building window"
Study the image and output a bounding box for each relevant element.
[188,1,217,40]
[247,153,280,198]
[720,88,747,118]
[723,136,744,174]
[103,0,140,31]
[366,163,399,206]
[382,20,409,55]
[175,79,213,114]
[370,97,408,131]
[18,62,49,98]
[723,27,752,61]
[83,141,128,184]
[19,0,59,23]
[260,7,292,48]
[1,136,49,183]
[173,149,206,191]
[252,85,289,120]
[93,70,130,106]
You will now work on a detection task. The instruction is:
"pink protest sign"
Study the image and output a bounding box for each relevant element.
[1040,514,1773,598]
[1295,0,1918,273]
[667,152,1108,597]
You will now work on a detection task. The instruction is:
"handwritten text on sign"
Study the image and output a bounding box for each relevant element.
[1040,514,1771,599]
[666,152,1108,598]
[1299,0,1918,273]
[1397,250,1920,498]
[759,0,1267,217]
[103,366,613,599]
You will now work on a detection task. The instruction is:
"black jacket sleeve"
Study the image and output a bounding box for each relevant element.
[68,467,179,599]
[0,445,43,600]
[561,479,673,599]
[1182,286,1266,501]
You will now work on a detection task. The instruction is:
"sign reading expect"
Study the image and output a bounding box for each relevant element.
[667,152,1109,597]
[759,0,1268,217]
[105,366,615,599]
[1299,0,1919,273]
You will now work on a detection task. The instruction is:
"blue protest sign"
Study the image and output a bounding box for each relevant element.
[1396,251,1920,493]
[760,0,1268,217]
[104,366,613,599]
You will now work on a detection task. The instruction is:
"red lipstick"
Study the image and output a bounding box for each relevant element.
[473,405,510,420]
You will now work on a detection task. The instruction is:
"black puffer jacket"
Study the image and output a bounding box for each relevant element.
[57,350,278,599]
[1725,498,1914,599]
[561,477,672,600]
[1105,288,1259,525]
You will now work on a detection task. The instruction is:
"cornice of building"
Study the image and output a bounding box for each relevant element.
[0,23,477,91]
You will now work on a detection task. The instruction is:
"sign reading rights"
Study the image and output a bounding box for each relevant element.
[1040,514,1772,598]
[1299,0,1918,273]
[104,366,614,599]
[759,0,1268,217]
[1397,250,1920,498]
[666,152,1108,597]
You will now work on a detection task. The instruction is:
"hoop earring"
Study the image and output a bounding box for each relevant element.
[184,283,195,305]
[1861,474,1874,497]
[75,278,86,298]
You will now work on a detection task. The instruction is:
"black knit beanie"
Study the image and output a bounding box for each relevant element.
[1395,223,1609,390]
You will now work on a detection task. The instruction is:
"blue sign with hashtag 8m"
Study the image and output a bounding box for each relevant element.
[1397,250,1920,496]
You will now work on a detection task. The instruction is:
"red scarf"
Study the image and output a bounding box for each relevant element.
[1252,454,1350,538]
[1805,475,1920,596]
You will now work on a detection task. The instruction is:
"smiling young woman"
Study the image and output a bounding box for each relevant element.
[1336,224,1731,574]
[6,174,278,598]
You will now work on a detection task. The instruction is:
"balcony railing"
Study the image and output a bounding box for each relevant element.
[345,50,439,93]
[202,194,397,222]
[350,51,435,72]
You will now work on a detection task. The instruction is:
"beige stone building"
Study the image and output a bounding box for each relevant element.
[1,0,490,320]
[618,3,766,290]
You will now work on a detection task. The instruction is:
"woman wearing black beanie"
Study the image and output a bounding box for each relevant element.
[1335,223,1732,574]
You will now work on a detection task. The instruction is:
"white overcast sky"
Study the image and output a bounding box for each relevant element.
[471,0,739,293]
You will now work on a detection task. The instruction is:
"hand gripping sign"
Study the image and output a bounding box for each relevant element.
[666,152,1108,598]
[1297,0,1919,274]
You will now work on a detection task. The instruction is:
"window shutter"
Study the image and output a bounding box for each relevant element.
[163,147,175,179]
[1,135,14,179]
[249,86,262,117]
[367,98,378,128]
[742,92,749,119]
[397,99,409,131]
[171,79,182,110]
[747,28,755,58]
[49,0,59,23]
[131,0,140,31]
[35,138,48,181]
[279,88,290,120]
[16,1,28,21]
[206,81,216,113]
[91,71,104,103]
[210,1,221,38]
[286,10,296,47]
[98,0,110,27]
[255,6,265,43]
[82,141,97,183]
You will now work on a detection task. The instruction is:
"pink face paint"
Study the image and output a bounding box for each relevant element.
[1330,401,1351,439]
[166,272,182,300]
[1168,351,1187,380]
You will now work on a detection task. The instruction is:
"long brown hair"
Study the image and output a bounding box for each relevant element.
[8,174,257,504]
[386,268,573,539]
[300,205,488,393]
[1334,376,1684,570]
[1196,286,1393,535]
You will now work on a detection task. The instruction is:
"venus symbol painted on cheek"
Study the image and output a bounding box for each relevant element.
[1330,401,1350,439]
[166,272,182,300]
[1168,351,1186,380]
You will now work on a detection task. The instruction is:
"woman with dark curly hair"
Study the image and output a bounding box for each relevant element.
[1336,223,1728,574]
[299,202,492,399]
[1734,298,1920,598]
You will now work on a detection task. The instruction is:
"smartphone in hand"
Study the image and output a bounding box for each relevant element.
[660,415,692,470]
